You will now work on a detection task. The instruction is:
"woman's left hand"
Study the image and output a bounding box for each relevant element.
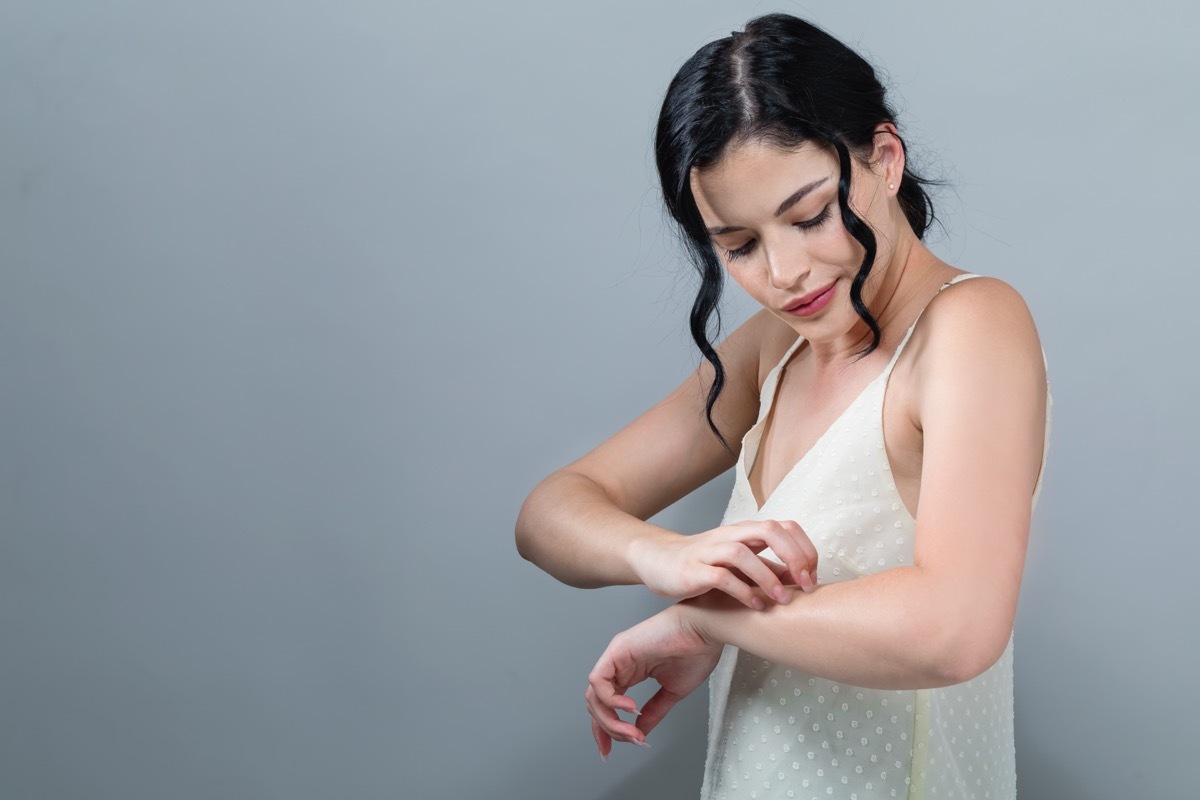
[585,603,722,760]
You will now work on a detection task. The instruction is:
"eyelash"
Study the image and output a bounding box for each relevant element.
[721,204,834,262]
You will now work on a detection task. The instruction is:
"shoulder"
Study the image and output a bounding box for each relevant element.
[913,275,1042,366]
[910,274,1046,419]
[930,274,1035,323]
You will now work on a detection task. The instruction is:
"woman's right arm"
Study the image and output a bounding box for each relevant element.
[514,311,819,608]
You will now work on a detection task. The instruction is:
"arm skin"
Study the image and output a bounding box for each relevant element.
[588,276,1048,736]
[687,278,1046,686]
[516,310,825,608]
[514,310,789,587]
[682,567,989,690]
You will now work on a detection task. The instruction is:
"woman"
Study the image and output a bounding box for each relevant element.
[515,13,1050,799]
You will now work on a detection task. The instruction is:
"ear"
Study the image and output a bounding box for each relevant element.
[871,122,906,193]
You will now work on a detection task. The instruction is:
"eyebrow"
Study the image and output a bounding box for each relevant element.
[704,177,831,235]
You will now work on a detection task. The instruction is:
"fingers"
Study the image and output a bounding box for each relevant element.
[585,685,648,749]
[732,519,819,594]
[586,669,648,750]
[636,686,682,738]
[705,523,815,602]
[716,542,789,604]
[706,566,766,610]
[758,557,791,578]
[796,567,816,592]
[780,519,820,573]
[591,718,611,762]
[760,520,816,587]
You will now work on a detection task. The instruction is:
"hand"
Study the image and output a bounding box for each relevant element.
[585,604,722,760]
[629,519,818,609]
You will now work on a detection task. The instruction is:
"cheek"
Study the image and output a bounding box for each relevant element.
[845,183,880,221]
[722,263,763,297]
[721,258,780,304]
[814,216,864,262]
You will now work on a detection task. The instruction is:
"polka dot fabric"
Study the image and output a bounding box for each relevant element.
[699,275,1051,800]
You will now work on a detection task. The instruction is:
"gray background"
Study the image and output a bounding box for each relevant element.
[1,1,1196,798]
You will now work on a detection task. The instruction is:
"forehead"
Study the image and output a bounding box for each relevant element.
[690,139,837,221]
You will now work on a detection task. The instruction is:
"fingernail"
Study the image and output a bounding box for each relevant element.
[752,596,766,611]
[630,738,651,749]
[773,586,790,604]
[601,752,608,764]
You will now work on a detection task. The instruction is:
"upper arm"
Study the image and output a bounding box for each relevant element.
[557,310,782,521]
[911,277,1048,677]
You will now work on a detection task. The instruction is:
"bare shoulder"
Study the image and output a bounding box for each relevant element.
[908,274,1047,432]
[914,275,1043,368]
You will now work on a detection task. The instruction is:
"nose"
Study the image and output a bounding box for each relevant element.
[763,241,811,291]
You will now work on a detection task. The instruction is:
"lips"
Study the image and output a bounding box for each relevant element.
[782,280,837,313]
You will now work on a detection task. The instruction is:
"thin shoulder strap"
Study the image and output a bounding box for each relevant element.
[755,334,807,422]
[883,273,983,373]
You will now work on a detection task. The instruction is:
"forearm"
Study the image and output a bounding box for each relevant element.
[515,470,679,588]
[680,566,1000,689]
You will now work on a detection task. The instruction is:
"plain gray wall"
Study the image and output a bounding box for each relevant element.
[2,1,1196,798]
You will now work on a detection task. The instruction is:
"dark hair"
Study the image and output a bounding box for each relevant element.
[654,13,937,450]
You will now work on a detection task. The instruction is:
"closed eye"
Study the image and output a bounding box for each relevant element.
[795,204,832,231]
[718,205,833,262]
[722,240,756,261]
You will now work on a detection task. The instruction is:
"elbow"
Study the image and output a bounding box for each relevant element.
[513,472,572,567]
[514,469,603,565]
[514,526,530,562]
[917,615,1012,688]
[514,526,538,565]
[513,492,541,563]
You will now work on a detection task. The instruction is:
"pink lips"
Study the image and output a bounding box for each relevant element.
[783,281,837,317]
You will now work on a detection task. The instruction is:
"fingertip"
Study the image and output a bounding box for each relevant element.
[592,725,609,762]
[799,569,816,593]
[751,595,766,611]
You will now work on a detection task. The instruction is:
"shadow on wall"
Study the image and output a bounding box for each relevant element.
[594,690,708,800]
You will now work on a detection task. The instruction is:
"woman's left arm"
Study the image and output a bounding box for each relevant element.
[587,278,1048,747]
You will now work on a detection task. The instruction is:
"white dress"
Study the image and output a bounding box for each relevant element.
[699,274,1051,800]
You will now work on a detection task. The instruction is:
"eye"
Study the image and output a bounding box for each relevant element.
[722,240,756,262]
[795,204,833,231]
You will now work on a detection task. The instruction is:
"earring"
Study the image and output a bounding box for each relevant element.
[888,183,895,190]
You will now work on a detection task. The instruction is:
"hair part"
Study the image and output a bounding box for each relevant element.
[655,13,938,451]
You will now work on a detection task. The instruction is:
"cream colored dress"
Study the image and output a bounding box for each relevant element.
[700,274,1051,800]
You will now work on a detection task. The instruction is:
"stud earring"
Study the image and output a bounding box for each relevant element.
[888,183,895,190]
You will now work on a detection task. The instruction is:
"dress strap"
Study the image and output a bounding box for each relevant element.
[754,332,807,421]
[761,273,983,415]
[882,273,983,374]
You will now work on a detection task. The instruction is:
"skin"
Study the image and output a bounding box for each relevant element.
[514,125,1048,761]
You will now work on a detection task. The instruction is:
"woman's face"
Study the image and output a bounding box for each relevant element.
[690,137,897,344]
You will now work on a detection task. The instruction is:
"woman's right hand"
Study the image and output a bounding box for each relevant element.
[628,519,818,609]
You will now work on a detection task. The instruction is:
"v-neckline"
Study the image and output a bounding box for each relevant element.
[739,273,980,513]
[741,340,889,512]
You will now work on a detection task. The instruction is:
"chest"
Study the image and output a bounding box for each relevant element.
[746,350,925,520]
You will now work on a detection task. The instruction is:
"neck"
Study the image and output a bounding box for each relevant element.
[808,228,945,370]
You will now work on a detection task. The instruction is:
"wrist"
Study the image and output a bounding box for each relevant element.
[625,527,681,582]
[676,592,724,646]
[679,587,782,646]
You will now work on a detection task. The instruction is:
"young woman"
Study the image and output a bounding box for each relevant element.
[516,13,1050,799]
